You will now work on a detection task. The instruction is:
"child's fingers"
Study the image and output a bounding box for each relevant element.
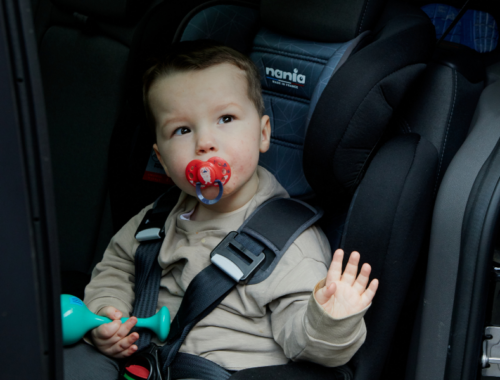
[115,344,139,359]
[110,332,139,356]
[99,306,122,320]
[352,263,372,294]
[340,251,360,285]
[326,249,344,285]
[108,339,139,359]
[93,320,121,340]
[361,278,379,305]
[115,316,138,339]
[315,282,336,305]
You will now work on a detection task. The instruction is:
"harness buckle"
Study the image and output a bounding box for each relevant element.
[120,343,166,380]
[135,209,168,242]
[210,231,265,283]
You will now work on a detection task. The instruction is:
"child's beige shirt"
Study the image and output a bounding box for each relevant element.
[85,166,368,371]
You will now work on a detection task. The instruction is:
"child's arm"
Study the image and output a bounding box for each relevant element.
[315,249,378,319]
[268,227,377,367]
[89,306,140,359]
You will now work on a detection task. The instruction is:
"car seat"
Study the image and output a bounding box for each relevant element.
[104,0,439,379]
[375,2,498,375]
[397,2,500,379]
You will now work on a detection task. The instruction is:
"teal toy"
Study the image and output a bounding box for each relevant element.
[61,294,170,346]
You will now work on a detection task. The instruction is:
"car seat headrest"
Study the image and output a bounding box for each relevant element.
[51,0,152,23]
[261,0,388,42]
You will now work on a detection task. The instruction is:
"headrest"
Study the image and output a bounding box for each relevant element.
[261,0,388,42]
[51,0,150,23]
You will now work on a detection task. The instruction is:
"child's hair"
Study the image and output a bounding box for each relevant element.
[143,40,265,136]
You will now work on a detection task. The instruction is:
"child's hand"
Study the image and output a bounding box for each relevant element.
[90,306,140,358]
[315,249,379,319]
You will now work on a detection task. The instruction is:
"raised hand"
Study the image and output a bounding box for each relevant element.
[315,249,379,319]
[90,306,140,359]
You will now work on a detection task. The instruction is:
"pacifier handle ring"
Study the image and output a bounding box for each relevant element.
[195,180,223,205]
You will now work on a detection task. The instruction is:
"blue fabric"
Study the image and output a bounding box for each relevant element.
[422,3,499,53]
[251,28,353,197]
[181,5,353,197]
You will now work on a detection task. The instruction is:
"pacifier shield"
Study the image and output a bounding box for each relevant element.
[185,157,231,188]
[185,157,231,205]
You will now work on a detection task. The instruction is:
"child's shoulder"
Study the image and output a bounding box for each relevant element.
[288,224,331,265]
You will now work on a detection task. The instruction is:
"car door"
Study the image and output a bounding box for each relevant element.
[0,0,62,378]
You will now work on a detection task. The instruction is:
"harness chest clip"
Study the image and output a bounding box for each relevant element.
[210,231,265,283]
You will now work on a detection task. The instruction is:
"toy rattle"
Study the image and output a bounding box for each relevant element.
[60,294,170,346]
[185,157,231,205]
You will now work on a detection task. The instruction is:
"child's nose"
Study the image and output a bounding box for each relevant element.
[195,133,218,155]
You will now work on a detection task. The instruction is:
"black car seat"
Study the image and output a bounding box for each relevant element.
[394,0,500,190]
[106,0,439,379]
[398,2,500,380]
[35,0,211,298]
[410,67,500,380]
[380,2,497,375]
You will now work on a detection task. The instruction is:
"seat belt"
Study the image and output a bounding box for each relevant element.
[436,0,473,47]
[132,187,181,349]
[128,193,324,380]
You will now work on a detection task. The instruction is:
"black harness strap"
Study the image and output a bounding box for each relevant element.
[134,239,164,349]
[160,233,266,373]
[171,353,232,380]
[132,187,181,350]
[132,195,322,379]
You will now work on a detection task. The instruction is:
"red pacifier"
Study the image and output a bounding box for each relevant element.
[185,157,231,205]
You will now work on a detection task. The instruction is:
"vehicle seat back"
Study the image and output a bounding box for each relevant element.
[37,0,160,296]
[392,2,500,189]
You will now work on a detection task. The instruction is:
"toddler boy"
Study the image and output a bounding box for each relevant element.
[65,40,378,379]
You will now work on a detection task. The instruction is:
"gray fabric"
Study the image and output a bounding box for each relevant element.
[64,342,120,380]
[414,79,500,380]
[486,61,500,86]
[64,342,201,379]
[40,26,128,273]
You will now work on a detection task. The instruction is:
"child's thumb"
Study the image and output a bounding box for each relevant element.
[314,282,336,305]
[99,306,123,320]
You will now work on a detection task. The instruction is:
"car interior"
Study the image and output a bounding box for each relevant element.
[2,0,500,378]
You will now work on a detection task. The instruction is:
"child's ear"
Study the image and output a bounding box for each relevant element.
[259,115,271,153]
[153,144,170,177]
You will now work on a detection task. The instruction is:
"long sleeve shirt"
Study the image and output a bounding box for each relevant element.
[84,166,368,370]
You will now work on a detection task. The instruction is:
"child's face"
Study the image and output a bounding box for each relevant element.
[150,63,270,205]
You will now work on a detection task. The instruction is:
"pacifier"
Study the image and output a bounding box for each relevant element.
[185,157,231,205]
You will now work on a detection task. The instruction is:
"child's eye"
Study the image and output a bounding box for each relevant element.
[217,115,234,124]
[173,127,191,136]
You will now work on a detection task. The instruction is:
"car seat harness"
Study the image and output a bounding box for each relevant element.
[122,190,325,380]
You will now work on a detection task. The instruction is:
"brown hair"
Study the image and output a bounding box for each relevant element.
[143,40,265,137]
